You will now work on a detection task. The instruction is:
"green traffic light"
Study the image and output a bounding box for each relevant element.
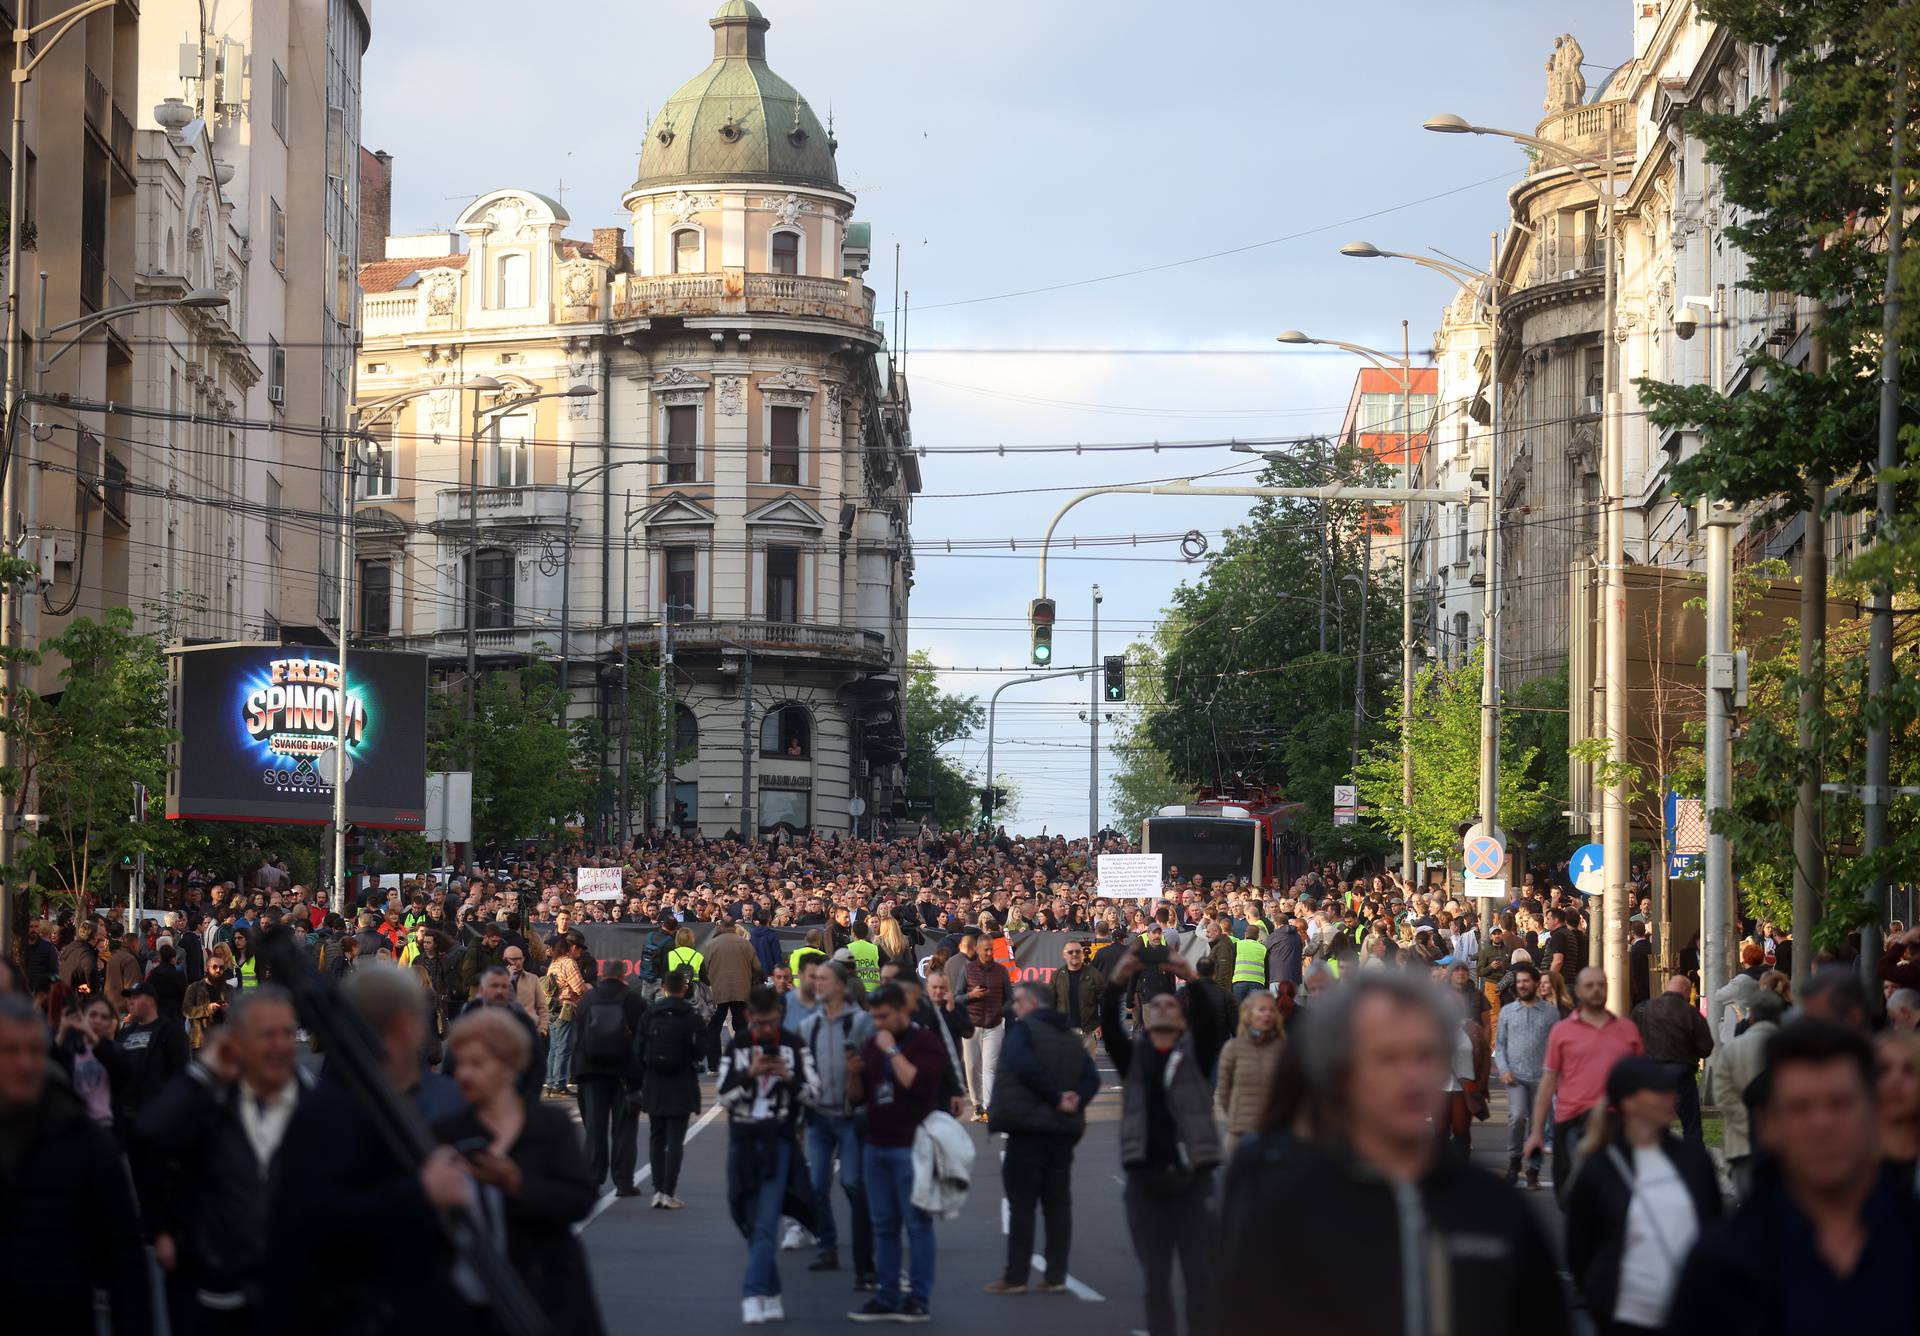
[1033,642,1052,664]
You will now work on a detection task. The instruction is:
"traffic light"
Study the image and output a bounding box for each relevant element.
[1028,597,1056,665]
[1103,654,1126,702]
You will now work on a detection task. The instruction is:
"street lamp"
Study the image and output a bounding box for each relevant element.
[1426,107,1631,1010]
[1277,325,1421,883]
[465,384,598,761]
[1341,235,1507,896]
[332,375,500,912]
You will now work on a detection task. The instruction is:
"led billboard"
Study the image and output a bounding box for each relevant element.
[168,642,429,828]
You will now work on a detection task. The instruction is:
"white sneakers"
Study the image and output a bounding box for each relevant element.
[742,1296,787,1325]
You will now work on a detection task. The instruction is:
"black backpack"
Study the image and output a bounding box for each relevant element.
[580,995,631,1067]
[641,930,673,983]
[643,1004,695,1074]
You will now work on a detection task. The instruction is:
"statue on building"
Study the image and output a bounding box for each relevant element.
[1544,35,1587,116]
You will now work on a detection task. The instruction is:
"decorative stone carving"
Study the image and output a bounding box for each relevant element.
[426,272,459,316]
[716,375,744,416]
[559,261,598,309]
[824,382,843,431]
[759,193,813,228]
[1544,35,1587,116]
[656,366,702,388]
[667,191,716,225]
[429,392,454,431]
[482,198,537,243]
[763,366,813,392]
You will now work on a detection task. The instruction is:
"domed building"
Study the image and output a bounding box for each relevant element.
[356,1,916,841]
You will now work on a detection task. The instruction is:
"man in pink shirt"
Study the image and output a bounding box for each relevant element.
[1522,965,1644,1203]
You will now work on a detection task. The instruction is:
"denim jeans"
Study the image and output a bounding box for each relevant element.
[1505,1077,1542,1170]
[807,1111,873,1272]
[544,1016,574,1089]
[863,1142,934,1308]
[1232,981,1265,1003]
[735,1137,791,1298]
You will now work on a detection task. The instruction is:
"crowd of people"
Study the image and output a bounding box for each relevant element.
[3,826,1919,1334]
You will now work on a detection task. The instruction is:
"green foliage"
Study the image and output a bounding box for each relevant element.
[1506,668,1576,863]
[904,649,987,830]
[1140,443,1402,862]
[1353,647,1555,861]
[1108,637,1190,836]
[428,654,600,849]
[382,831,435,875]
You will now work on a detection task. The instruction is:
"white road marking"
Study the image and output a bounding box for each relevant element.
[998,1156,1105,1302]
[576,1103,723,1234]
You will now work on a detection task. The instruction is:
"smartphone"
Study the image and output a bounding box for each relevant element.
[451,1134,490,1159]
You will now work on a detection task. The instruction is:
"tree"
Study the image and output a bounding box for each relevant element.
[1109,637,1189,837]
[428,655,600,849]
[1353,647,1554,863]
[1140,442,1402,862]
[904,649,985,831]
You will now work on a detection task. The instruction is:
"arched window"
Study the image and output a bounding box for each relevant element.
[674,703,699,757]
[770,229,800,275]
[497,252,530,307]
[760,704,811,758]
[465,548,515,629]
[671,228,700,274]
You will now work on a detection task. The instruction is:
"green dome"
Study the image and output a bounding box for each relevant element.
[633,3,839,195]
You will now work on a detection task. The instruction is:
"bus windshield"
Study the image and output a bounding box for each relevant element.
[1142,817,1257,884]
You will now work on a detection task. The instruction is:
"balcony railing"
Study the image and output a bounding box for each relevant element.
[1532,100,1632,169]
[109,102,134,175]
[610,270,873,328]
[668,617,889,660]
[434,484,574,526]
[84,67,107,132]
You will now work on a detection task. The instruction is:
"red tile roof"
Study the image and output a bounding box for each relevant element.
[358,252,468,294]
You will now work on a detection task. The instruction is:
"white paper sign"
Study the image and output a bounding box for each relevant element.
[1097,853,1165,900]
[1465,876,1509,899]
[575,866,625,901]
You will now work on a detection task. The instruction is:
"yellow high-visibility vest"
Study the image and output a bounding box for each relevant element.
[1232,938,1267,986]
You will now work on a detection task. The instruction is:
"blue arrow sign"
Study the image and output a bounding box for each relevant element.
[1571,842,1605,893]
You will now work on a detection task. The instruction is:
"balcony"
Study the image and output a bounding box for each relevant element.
[80,243,105,311]
[1532,100,1631,168]
[610,269,875,329]
[433,483,575,527]
[109,103,135,185]
[667,617,889,662]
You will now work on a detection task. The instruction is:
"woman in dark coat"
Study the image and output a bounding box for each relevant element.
[434,1008,605,1335]
[635,969,705,1208]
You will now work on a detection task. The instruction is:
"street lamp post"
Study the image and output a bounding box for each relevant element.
[1277,326,1420,882]
[1341,237,1507,892]
[464,384,596,767]
[1427,110,1631,1013]
[1089,583,1102,840]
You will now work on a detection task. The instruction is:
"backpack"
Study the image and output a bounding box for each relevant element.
[643,1004,696,1074]
[580,995,631,1067]
[641,931,672,983]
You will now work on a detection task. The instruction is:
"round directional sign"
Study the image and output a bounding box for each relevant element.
[1463,831,1506,881]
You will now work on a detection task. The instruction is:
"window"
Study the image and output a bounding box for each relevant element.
[467,548,515,629]
[760,705,811,758]
[359,562,391,635]
[664,547,697,619]
[363,437,395,497]
[270,199,287,272]
[759,787,810,834]
[271,62,288,142]
[497,252,530,308]
[770,230,799,275]
[1453,611,1470,660]
[268,337,286,407]
[769,405,800,485]
[665,403,697,483]
[489,412,531,486]
[671,228,699,274]
[265,472,282,549]
[765,545,799,624]
[1455,504,1470,565]
[674,703,699,755]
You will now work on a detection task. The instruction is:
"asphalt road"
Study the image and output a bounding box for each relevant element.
[575,1068,1588,1335]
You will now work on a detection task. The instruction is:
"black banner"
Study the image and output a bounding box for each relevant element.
[168,643,429,829]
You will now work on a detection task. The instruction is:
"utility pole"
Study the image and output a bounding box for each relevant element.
[1090,584,1102,840]
[1599,113,1631,1016]
[1350,525,1372,775]
[739,648,753,840]
[1697,287,1736,1020]
[657,616,673,839]
[1477,231,1504,865]
[1862,64,1905,992]
[618,490,631,845]
[1397,319,1416,885]
[984,665,1086,828]
[1793,311,1829,995]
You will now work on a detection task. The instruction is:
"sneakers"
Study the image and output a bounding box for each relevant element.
[763,1296,785,1323]
[781,1221,816,1251]
[896,1300,930,1323]
[743,1297,765,1326]
[1525,1167,1541,1192]
[983,1279,1027,1294]
[851,1273,878,1292]
[662,1196,687,1210]
[614,1184,643,1198]
[1033,1281,1069,1294]
[809,1254,841,1272]
[651,1192,666,1208]
[848,1299,899,1323]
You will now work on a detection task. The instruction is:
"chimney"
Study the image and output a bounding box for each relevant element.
[359,148,393,265]
[593,226,627,273]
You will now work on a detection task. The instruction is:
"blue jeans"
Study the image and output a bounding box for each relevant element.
[1232,981,1265,1003]
[545,1017,574,1089]
[864,1142,934,1308]
[738,1138,791,1298]
[808,1111,873,1271]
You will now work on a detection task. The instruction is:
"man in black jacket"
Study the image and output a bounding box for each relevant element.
[0,993,151,1335]
[1631,971,1715,1146]
[573,967,647,1196]
[987,983,1099,1295]
[1218,972,1568,1336]
[117,980,190,1121]
[137,986,304,1333]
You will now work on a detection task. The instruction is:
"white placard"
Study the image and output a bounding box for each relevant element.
[1097,853,1164,899]
[575,866,625,901]
[1333,784,1358,809]
[1465,876,1509,899]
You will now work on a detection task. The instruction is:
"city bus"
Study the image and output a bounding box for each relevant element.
[1141,788,1311,890]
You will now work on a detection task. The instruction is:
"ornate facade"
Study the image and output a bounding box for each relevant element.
[355,1,916,839]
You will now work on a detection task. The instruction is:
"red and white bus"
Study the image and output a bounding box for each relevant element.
[1141,788,1311,890]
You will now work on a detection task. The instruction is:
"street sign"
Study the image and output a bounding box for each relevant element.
[1465,876,1508,898]
[1571,842,1605,894]
[1333,811,1358,826]
[1462,825,1506,881]
[1333,784,1358,810]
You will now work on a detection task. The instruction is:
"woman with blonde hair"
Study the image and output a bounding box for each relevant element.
[874,915,912,970]
[1543,969,1575,1019]
[1214,990,1285,1159]
[435,1009,604,1333]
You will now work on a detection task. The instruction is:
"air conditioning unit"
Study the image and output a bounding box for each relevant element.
[1583,394,1603,416]
[268,384,285,407]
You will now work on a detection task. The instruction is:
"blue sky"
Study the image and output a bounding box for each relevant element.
[365,0,1628,834]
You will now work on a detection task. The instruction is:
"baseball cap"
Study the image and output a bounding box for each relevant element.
[123,981,151,998]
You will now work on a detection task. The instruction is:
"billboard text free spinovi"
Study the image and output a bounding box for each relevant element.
[168,643,429,828]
